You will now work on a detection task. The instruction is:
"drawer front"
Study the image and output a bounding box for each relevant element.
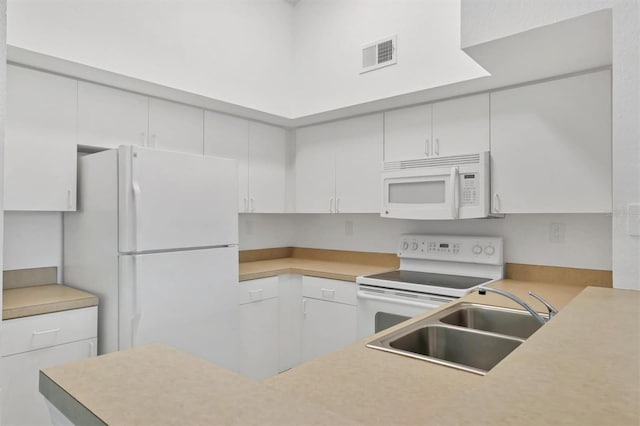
[1,306,98,356]
[302,276,356,306]
[239,277,279,304]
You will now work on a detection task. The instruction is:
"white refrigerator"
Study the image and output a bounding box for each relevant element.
[64,146,240,371]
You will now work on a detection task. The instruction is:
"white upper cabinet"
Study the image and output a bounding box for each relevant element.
[384,94,489,161]
[204,111,287,213]
[248,122,287,213]
[78,82,149,149]
[431,94,490,156]
[296,114,383,213]
[295,123,336,213]
[204,111,249,212]
[334,114,383,213]
[5,65,78,211]
[148,99,204,154]
[384,104,432,162]
[490,70,612,214]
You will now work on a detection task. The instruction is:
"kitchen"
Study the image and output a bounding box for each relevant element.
[0,0,639,425]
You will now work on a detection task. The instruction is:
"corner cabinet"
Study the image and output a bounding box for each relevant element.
[490,70,612,214]
[384,93,489,161]
[301,277,357,363]
[295,114,383,213]
[204,111,287,213]
[5,65,78,211]
[1,306,98,426]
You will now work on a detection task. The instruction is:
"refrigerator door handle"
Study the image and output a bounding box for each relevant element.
[131,179,141,251]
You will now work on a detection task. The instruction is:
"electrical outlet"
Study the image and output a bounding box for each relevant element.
[549,223,565,243]
[345,220,354,236]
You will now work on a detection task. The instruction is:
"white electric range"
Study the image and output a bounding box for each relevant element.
[356,234,504,338]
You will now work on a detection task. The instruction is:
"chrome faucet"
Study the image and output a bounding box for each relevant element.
[477,286,558,325]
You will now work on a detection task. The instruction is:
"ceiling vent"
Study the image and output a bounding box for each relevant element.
[361,35,397,74]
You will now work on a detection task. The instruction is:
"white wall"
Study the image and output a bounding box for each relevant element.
[239,213,612,271]
[7,0,490,119]
[7,0,294,117]
[1,0,7,312]
[3,212,62,281]
[291,0,488,116]
[460,0,639,289]
[239,214,297,250]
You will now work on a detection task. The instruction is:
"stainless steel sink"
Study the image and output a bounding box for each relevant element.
[367,302,546,375]
[437,303,545,339]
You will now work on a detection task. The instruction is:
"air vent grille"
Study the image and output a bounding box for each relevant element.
[377,39,394,63]
[361,35,397,74]
[384,154,482,171]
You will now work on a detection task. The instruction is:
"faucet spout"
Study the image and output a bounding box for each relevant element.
[477,286,551,325]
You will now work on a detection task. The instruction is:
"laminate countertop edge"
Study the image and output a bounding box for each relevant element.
[3,284,99,320]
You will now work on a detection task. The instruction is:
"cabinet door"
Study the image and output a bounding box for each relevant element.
[335,114,383,213]
[490,70,611,213]
[295,124,336,213]
[278,275,302,373]
[239,297,279,380]
[1,339,97,426]
[204,111,249,212]
[432,93,490,156]
[5,65,78,211]
[301,298,357,363]
[78,81,148,148]
[148,99,204,154]
[248,122,287,213]
[383,104,431,161]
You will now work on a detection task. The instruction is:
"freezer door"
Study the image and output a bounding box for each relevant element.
[119,247,240,371]
[119,145,238,253]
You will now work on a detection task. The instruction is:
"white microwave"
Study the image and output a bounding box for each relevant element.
[381,152,490,220]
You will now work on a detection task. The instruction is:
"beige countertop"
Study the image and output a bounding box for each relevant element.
[3,284,99,320]
[40,280,639,426]
[239,257,395,282]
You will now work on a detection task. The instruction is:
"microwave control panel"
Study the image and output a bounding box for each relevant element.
[398,234,503,265]
[460,173,479,206]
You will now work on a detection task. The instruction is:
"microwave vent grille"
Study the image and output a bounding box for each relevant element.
[384,153,481,171]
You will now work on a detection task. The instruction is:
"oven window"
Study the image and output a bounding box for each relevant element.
[388,181,445,204]
[375,312,411,333]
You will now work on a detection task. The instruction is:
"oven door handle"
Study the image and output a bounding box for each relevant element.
[357,290,445,309]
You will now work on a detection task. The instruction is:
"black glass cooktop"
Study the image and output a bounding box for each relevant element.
[364,270,491,290]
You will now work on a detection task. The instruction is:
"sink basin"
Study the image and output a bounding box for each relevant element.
[437,303,545,339]
[369,324,523,375]
[366,301,547,375]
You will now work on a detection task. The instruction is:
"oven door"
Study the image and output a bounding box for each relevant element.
[356,285,453,339]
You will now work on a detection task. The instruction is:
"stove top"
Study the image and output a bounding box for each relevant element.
[363,270,492,290]
[357,269,496,298]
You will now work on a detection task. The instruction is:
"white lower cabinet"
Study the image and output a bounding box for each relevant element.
[1,306,98,426]
[239,275,357,378]
[238,277,279,380]
[277,274,303,373]
[301,277,357,363]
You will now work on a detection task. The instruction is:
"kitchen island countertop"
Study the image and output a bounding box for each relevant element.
[40,280,640,425]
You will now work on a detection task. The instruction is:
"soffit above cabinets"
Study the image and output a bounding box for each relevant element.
[7,9,611,129]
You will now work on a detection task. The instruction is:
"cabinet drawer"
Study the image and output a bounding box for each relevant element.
[302,276,356,306]
[1,307,98,356]
[239,277,279,304]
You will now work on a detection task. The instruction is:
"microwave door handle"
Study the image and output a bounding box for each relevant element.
[450,167,459,219]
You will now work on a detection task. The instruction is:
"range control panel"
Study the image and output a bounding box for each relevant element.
[398,234,503,265]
